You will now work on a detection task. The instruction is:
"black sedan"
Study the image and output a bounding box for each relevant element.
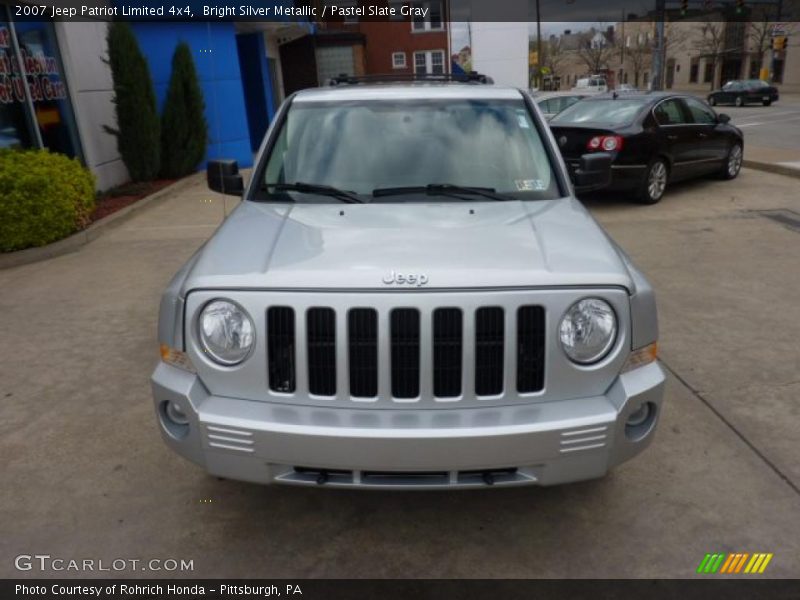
[708,79,779,107]
[549,92,744,204]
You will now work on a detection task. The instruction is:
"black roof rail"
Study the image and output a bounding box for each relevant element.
[328,71,494,86]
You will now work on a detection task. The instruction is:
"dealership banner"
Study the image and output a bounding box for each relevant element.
[8,0,800,22]
[3,579,800,599]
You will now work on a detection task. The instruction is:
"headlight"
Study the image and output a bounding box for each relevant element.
[198,300,254,365]
[559,298,617,364]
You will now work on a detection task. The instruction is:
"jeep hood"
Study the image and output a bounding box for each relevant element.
[182,198,634,292]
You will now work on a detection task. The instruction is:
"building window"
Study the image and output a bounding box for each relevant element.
[411,2,444,32]
[689,58,699,83]
[413,50,445,75]
[644,71,650,87]
[0,9,81,158]
[703,60,714,83]
[392,52,406,69]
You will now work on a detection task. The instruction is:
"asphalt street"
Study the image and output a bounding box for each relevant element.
[703,94,800,161]
[1,167,799,578]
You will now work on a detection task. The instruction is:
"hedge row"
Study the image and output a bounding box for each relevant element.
[0,149,96,252]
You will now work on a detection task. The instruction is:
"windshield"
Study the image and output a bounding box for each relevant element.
[551,98,647,126]
[258,98,560,201]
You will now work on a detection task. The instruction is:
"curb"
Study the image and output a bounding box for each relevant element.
[0,174,202,271]
[743,159,800,180]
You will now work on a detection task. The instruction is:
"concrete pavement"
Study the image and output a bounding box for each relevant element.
[1,171,799,578]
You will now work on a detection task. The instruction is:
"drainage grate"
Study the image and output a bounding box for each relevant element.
[753,209,800,233]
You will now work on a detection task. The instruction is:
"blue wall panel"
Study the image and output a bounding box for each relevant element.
[236,32,276,152]
[130,22,253,168]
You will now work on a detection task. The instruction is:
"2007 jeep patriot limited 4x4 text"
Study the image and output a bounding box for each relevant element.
[152,73,665,489]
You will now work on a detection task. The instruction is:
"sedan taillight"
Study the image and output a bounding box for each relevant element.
[587,135,624,152]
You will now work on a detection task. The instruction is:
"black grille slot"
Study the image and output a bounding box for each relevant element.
[475,307,504,396]
[390,308,420,399]
[433,308,462,398]
[307,308,336,396]
[267,306,295,393]
[348,308,378,398]
[517,305,546,393]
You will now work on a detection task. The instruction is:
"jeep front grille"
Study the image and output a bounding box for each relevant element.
[432,308,463,398]
[267,306,295,393]
[475,306,505,396]
[347,308,379,398]
[306,307,336,396]
[516,305,546,393]
[390,308,421,399]
[270,304,546,402]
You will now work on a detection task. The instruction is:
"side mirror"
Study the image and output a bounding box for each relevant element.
[571,152,612,194]
[717,113,731,124]
[207,159,244,196]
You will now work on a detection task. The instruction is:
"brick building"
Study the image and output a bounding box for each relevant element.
[301,0,450,88]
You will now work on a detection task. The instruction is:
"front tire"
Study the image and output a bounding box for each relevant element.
[719,143,743,180]
[635,159,669,204]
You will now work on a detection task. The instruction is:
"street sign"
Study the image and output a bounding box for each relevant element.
[770,23,787,37]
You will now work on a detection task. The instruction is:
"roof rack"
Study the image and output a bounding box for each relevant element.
[328,71,494,86]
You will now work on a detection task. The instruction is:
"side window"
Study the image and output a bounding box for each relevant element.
[685,98,716,125]
[654,99,688,126]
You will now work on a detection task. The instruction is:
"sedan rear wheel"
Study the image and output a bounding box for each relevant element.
[720,143,743,180]
[708,96,717,106]
[636,159,668,204]
[735,96,744,107]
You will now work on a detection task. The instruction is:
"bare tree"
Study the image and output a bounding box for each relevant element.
[694,20,726,89]
[617,34,652,88]
[576,33,615,74]
[542,37,568,82]
[747,8,795,79]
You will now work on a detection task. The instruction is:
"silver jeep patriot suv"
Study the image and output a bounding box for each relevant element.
[152,74,665,489]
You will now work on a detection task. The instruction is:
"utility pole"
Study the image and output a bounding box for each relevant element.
[652,0,666,90]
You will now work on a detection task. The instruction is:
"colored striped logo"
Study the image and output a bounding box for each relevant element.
[696,553,774,574]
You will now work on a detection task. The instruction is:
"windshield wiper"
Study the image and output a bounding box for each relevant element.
[264,182,364,204]
[372,184,512,201]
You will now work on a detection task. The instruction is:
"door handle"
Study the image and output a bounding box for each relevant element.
[667,134,678,140]
[698,132,708,138]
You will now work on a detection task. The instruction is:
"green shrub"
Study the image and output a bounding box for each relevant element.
[105,22,161,182]
[160,41,208,178]
[0,149,96,252]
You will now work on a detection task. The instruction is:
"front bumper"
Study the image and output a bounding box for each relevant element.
[151,362,665,489]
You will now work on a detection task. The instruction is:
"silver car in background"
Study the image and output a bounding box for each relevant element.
[152,74,665,489]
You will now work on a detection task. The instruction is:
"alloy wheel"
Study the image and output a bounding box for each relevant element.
[727,144,743,178]
[647,161,668,201]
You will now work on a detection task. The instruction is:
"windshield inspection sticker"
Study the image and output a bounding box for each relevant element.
[516,179,546,191]
[516,109,530,128]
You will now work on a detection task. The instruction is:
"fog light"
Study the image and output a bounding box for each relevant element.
[625,401,657,441]
[165,401,189,426]
[626,403,651,427]
[159,400,190,440]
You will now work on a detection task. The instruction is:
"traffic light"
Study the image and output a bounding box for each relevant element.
[773,36,787,51]
[680,0,689,15]
[703,0,713,10]
[736,0,745,14]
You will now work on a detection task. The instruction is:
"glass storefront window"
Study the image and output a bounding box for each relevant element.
[0,4,82,159]
[0,6,35,149]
